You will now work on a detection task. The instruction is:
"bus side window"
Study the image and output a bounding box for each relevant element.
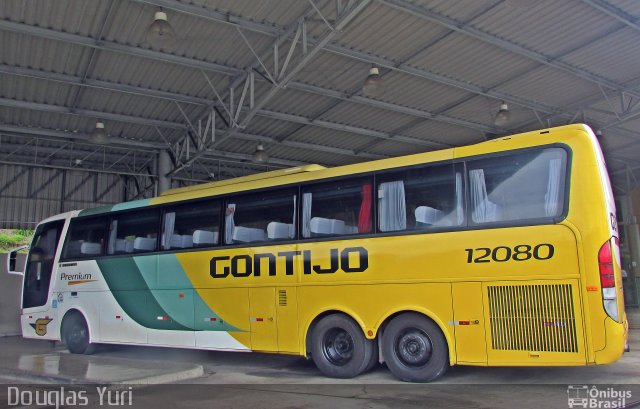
[377,163,461,232]
[107,210,160,255]
[223,188,297,245]
[301,176,372,238]
[161,199,221,250]
[467,148,566,224]
[61,217,108,260]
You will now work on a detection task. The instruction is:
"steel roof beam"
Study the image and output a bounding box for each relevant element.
[0,61,440,155]
[130,0,640,134]
[581,0,640,31]
[133,0,283,36]
[0,143,282,178]
[0,20,518,139]
[0,157,154,178]
[167,1,373,175]
[3,12,632,157]
[0,93,415,158]
[289,81,499,133]
[0,97,186,130]
[0,124,161,149]
[0,65,207,106]
[0,141,154,164]
[135,0,570,115]
[4,11,506,140]
[0,125,304,168]
[381,0,640,100]
[0,19,240,77]
[254,110,449,149]
[132,0,565,117]
[232,131,386,160]
[0,63,497,136]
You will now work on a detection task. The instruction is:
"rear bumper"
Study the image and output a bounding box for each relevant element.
[594,317,628,364]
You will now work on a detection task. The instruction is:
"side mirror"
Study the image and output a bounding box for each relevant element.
[7,245,28,276]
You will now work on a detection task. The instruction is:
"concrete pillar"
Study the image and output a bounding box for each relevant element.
[157,150,172,194]
[625,190,640,307]
[0,254,25,336]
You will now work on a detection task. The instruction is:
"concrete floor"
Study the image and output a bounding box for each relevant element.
[0,309,638,408]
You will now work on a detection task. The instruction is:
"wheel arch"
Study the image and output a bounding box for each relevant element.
[60,308,94,342]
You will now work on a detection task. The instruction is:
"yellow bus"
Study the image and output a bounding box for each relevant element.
[7,123,628,382]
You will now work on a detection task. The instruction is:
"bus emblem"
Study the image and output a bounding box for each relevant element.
[29,318,53,336]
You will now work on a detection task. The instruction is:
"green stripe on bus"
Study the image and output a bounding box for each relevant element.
[78,205,114,217]
[79,199,149,217]
[97,255,240,332]
[96,257,191,331]
[138,254,240,332]
[111,199,150,212]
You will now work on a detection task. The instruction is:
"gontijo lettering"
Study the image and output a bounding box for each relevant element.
[210,247,368,278]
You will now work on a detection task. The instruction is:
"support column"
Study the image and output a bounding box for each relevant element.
[157,149,172,194]
[624,191,640,307]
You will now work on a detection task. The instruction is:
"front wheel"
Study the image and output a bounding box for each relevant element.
[310,314,375,379]
[62,313,96,355]
[382,313,449,382]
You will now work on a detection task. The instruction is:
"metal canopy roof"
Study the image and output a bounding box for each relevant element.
[1,0,639,192]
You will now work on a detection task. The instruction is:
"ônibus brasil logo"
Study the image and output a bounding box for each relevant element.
[567,385,631,408]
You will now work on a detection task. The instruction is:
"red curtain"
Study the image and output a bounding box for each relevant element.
[358,183,372,233]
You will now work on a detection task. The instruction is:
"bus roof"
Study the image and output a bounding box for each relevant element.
[160,164,326,197]
[75,124,593,217]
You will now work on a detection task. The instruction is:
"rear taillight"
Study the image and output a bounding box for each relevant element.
[598,238,619,321]
[598,241,615,288]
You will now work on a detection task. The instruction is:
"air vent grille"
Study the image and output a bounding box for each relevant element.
[278,290,287,307]
[487,284,578,353]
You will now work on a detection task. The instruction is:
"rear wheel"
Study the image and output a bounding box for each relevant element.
[310,314,375,379]
[62,313,96,355]
[382,313,448,382]
[363,339,379,373]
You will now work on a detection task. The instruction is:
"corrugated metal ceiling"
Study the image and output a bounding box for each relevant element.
[0,0,638,190]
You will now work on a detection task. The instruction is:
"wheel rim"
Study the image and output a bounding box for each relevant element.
[394,327,432,367]
[67,322,87,348]
[322,328,354,366]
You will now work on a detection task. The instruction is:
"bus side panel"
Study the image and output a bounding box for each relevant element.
[276,286,299,354]
[453,222,586,366]
[195,288,251,350]
[249,287,278,351]
[178,245,298,351]
[55,259,146,344]
[452,282,487,364]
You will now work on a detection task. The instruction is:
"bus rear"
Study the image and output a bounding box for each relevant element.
[566,125,627,363]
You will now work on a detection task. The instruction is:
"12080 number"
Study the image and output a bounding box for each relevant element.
[465,244,554,263]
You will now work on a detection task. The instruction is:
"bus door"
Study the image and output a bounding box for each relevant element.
[21,220,65,338]
[22,220,65,311]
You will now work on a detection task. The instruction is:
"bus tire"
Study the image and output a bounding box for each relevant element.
[362,339,379,373]
[62,313,96,355]
[381,313,448,382]
[310,314,374,379]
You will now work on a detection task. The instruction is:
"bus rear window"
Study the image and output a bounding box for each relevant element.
[467,147,567,224]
